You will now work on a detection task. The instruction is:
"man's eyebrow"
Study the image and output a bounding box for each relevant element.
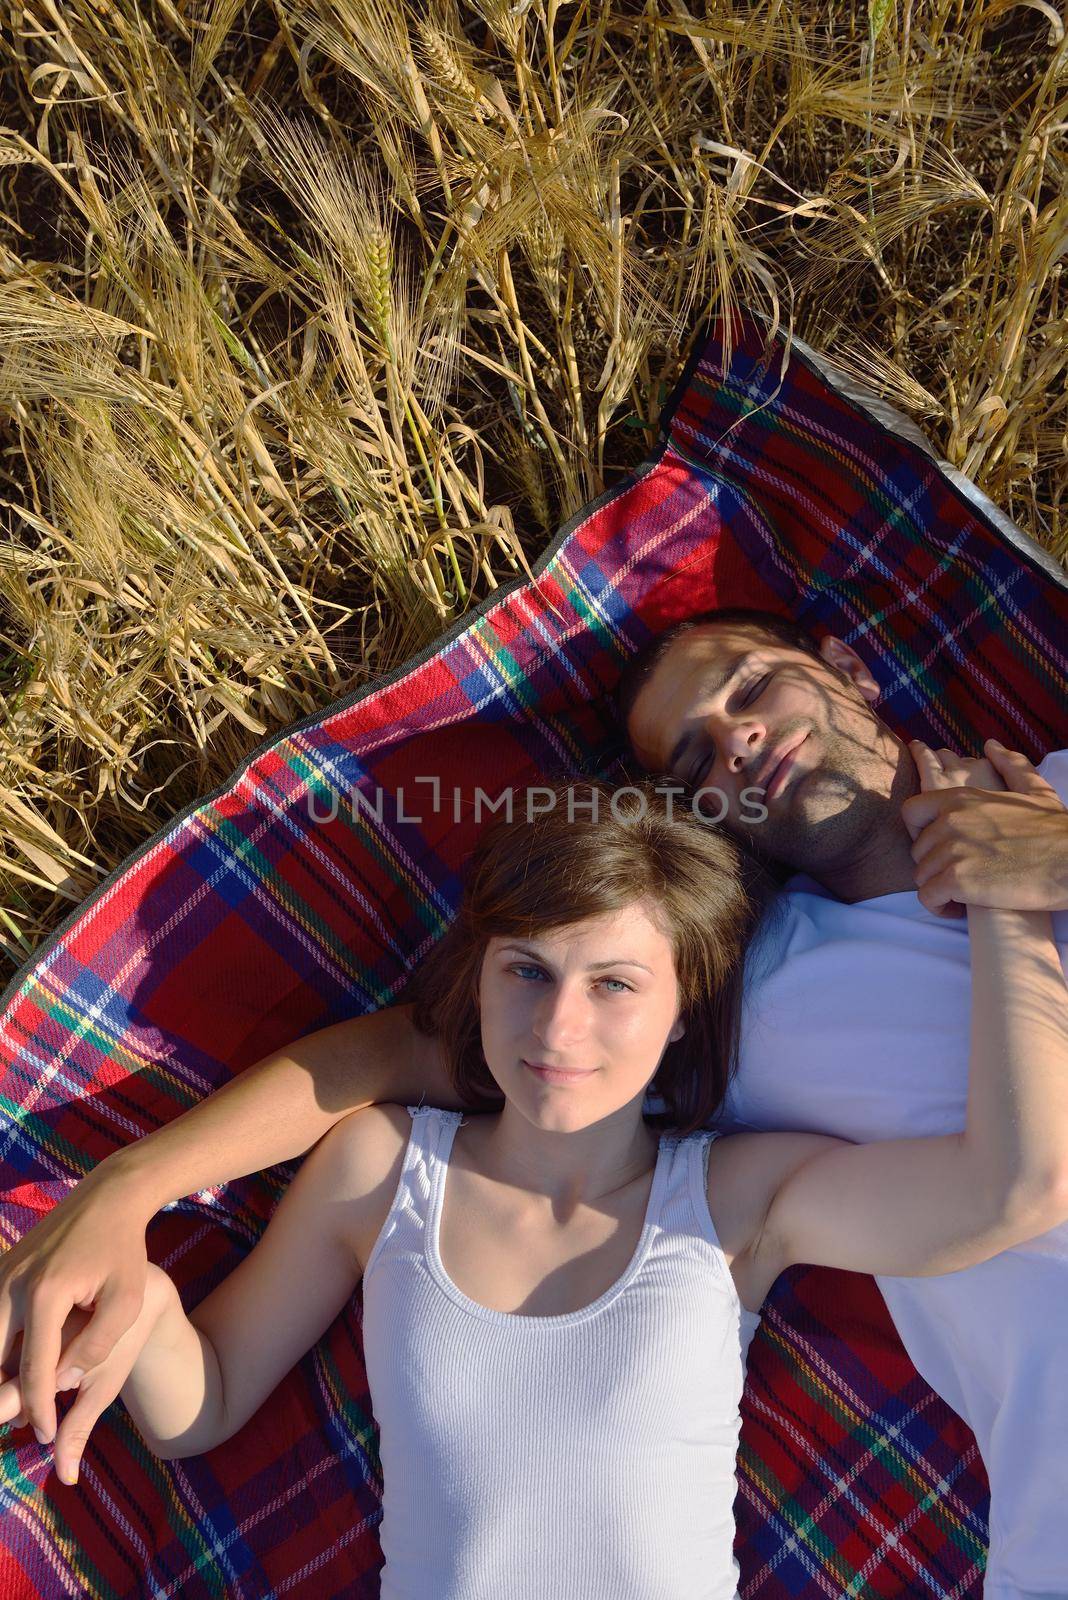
[499,945,653,974]
[666,653,750,771]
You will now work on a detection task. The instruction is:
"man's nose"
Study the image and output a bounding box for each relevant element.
[532,982,589,1051]
[712,714,766,775]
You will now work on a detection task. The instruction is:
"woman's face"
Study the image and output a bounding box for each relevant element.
[476,899,686,1134]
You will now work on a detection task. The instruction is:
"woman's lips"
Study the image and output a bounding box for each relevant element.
[523,1061,595,1085]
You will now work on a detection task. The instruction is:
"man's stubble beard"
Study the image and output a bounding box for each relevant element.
[728,715,903,877]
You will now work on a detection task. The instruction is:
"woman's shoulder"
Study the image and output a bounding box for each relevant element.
[704,1128,845,1260]
[310,1106,415,1269]
[305,1106,412,1226]
[322,1102,413,1171]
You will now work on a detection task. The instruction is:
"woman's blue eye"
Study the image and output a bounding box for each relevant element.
[509,965,631,993]
[511,964,546,981]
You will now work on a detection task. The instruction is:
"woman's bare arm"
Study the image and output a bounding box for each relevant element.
[0,1001,458,1442]
[720,904,1068,1312]
[104,1003,454,1211]
[0,1105,410,1482]
[121,1106,408,1462]
[717,749,1068,1310]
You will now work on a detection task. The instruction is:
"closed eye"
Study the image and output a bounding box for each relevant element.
[686,673,773,785]
[741,672,771,706]
[690,750,714,787]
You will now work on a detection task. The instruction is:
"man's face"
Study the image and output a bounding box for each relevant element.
[625,623,905,874]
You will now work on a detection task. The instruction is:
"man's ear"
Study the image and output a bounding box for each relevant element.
[817,636,881,704]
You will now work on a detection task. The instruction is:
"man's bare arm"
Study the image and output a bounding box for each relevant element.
[103,1004,458,1210]
[0,1001,462,1445]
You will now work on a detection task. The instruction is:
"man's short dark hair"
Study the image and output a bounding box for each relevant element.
[614,606,822,739]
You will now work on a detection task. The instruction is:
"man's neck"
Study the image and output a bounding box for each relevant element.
[805,823,921,903]
[791,752,924,903]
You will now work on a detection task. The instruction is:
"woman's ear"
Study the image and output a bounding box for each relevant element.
[668,1014,686,1045]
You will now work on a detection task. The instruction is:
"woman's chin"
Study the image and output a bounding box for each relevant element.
[522,1102,599,1134]
[512,1086,633,1136]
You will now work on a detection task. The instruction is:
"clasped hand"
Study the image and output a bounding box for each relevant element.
[0,1263,173,1486]
[902,738,1068,917]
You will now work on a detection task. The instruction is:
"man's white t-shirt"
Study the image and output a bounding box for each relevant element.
[720,750,1068,1600]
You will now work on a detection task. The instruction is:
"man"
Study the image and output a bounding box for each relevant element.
[620,606,1068,1600]
[2,607,1066,1596]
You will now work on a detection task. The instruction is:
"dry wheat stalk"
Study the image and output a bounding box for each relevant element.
[0,0,1063,969]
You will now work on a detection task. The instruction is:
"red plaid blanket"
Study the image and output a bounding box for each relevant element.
[1,312,1064,1597]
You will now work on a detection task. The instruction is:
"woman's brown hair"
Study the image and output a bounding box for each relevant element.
[405,777,773,1134]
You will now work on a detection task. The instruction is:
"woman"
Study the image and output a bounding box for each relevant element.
[2,748,1067,1599]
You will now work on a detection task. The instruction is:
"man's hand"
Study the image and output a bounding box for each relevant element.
[902,739,1068,917]
[0,1264,177,1486]
[0,1159,153,1446]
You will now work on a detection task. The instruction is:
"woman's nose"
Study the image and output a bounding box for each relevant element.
[532,984,588,1050]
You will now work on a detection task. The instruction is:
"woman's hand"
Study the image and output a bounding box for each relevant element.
[0,1158,155,1446]
[912,746,1005,791]
[901,739,1067,917]
[0,1263,178,1486]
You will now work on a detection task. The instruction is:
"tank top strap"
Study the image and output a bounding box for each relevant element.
[407,1103,464,1136]
[362,1105,463,1283]
[404,1103,463,1209]
[662,1129,762,1340]
[649,1129,709,1232]
[652,1130,735,1262]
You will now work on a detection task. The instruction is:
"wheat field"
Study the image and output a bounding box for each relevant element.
[0,0,1064,975]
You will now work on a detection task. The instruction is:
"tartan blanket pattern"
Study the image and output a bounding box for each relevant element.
[1,312,1064,1598]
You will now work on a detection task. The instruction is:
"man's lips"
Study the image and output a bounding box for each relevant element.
[523,1060,596,1084]
[754,732,809,798]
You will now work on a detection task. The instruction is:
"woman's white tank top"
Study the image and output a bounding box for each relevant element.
[361,1106,760,1599]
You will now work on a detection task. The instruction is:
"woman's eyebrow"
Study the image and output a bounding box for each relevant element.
[499,945,653,973]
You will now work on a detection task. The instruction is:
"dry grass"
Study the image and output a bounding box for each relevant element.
[0,0,1065,973]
